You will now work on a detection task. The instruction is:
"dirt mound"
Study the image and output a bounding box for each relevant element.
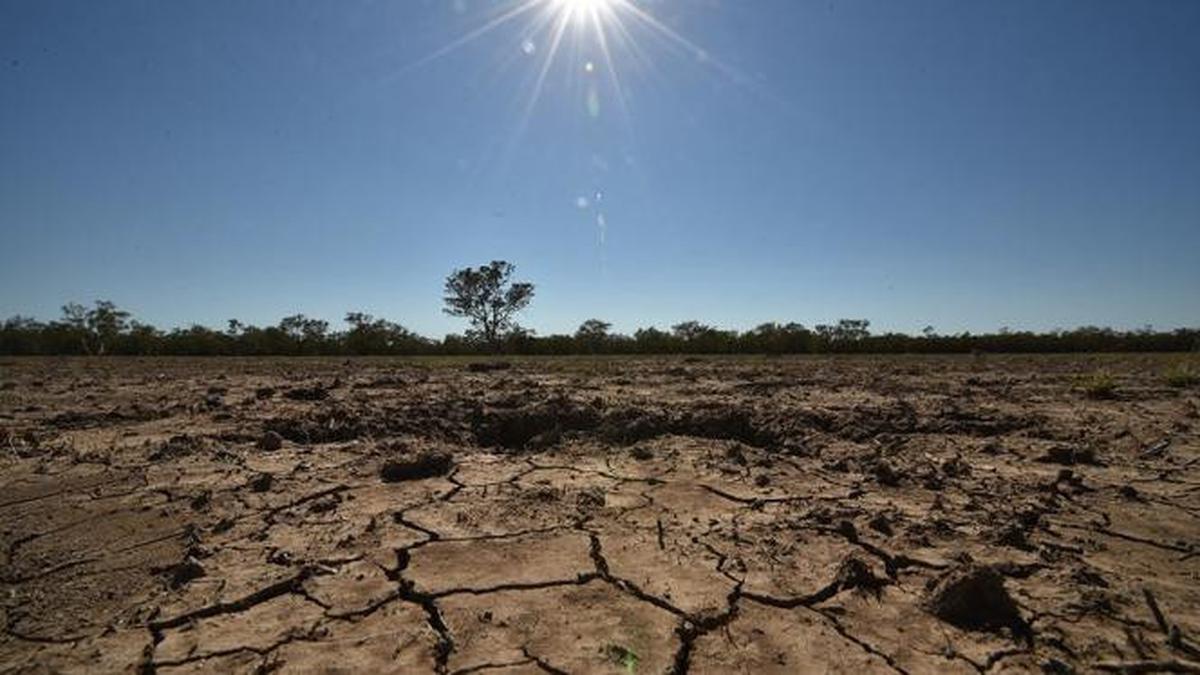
[473,397,600,449]
[380,448,454,482]
[596,407,670,444]
[597,404,775,446]
[671,405,770,445]
[1037,444,1100,466]
[147,434,208,461]
[48,405,165,430]
[283,385,329,401]
[264,406,374,443]
[920,402,1039,437]
[922,564,1028,637]
[466,361,512,373]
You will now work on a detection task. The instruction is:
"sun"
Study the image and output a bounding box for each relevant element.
[553,0,614,14]
[404,0,728,129]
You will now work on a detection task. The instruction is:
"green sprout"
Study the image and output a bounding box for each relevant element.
[604,644,639,674]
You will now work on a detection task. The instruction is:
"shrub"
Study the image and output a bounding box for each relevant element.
[1165,363,1200,388]
[1079,371,1117,400]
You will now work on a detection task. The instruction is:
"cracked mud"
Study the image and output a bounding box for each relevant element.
[1,355,1199,673]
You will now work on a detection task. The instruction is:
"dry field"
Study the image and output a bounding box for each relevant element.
[1,354,1198,674]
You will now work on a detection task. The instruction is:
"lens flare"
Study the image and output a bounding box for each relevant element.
[405,0,733,127]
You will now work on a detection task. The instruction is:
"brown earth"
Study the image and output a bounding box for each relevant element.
[1,354,1198,674]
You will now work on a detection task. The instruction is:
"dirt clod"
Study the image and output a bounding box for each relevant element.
[248,472,274,492]
[834,555,888,596]
[166,556,207,588]
[1038,445,1099,466]
[284,385,329,401]
[922,564,1027,637]
[873,459,901,486]
[257,430,284,451]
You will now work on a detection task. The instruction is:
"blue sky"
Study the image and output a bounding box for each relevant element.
[2,0,1198,337]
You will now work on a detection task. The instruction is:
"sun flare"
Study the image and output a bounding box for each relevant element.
[407,0,725,127]
[553,0,614,16]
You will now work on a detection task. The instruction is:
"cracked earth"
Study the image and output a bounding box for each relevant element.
[1,355,1198,674]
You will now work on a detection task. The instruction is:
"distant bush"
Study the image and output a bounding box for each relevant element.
[1080,372,1117,399]
[1165,363,1200,388]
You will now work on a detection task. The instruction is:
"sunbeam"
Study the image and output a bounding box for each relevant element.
[405,0,734,125]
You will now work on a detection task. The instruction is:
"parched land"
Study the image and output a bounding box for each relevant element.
[1,354,1198,674]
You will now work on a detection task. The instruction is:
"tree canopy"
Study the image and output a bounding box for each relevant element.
[442,260,535,351]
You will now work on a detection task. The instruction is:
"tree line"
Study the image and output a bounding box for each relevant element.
[2,301,1196,356]
[2,261,1196,356]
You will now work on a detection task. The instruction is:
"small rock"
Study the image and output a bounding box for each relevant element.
[836,520,858,541]
[255,386,277,400]
[248,473,274,492]
[981,440,1004,455]
[1037,445,1098,466]
[834,555,888,596]
[257,431,283,451]
[526,485,562,502]
[1041,658,1074,674]
[1055,468,1075,483]
[725,445,748,466]
[630,446,653,461]
[309,494,341,514]
[993,523,1031,550]
[576,487,606,510]
[189,491,211,511]
[941,455,970,477]
[168,557,206,588]
[873,459,900,487]
[867,513,894,536]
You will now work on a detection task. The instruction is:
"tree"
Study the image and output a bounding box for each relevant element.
[834,319,870,342]
[278,314,329,354]
[442,261,535,352]
[575,319,612,353]
[344,312,425,354]
[671,321,713,342]
[634,327,671,353]
[58,300,130,355]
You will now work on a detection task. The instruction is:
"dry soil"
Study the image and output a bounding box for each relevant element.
[1,355,1198,674]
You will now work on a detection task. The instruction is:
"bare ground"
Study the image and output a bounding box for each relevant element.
[0,354,1198,674]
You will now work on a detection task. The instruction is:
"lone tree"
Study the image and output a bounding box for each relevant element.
[443,260,535,352]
